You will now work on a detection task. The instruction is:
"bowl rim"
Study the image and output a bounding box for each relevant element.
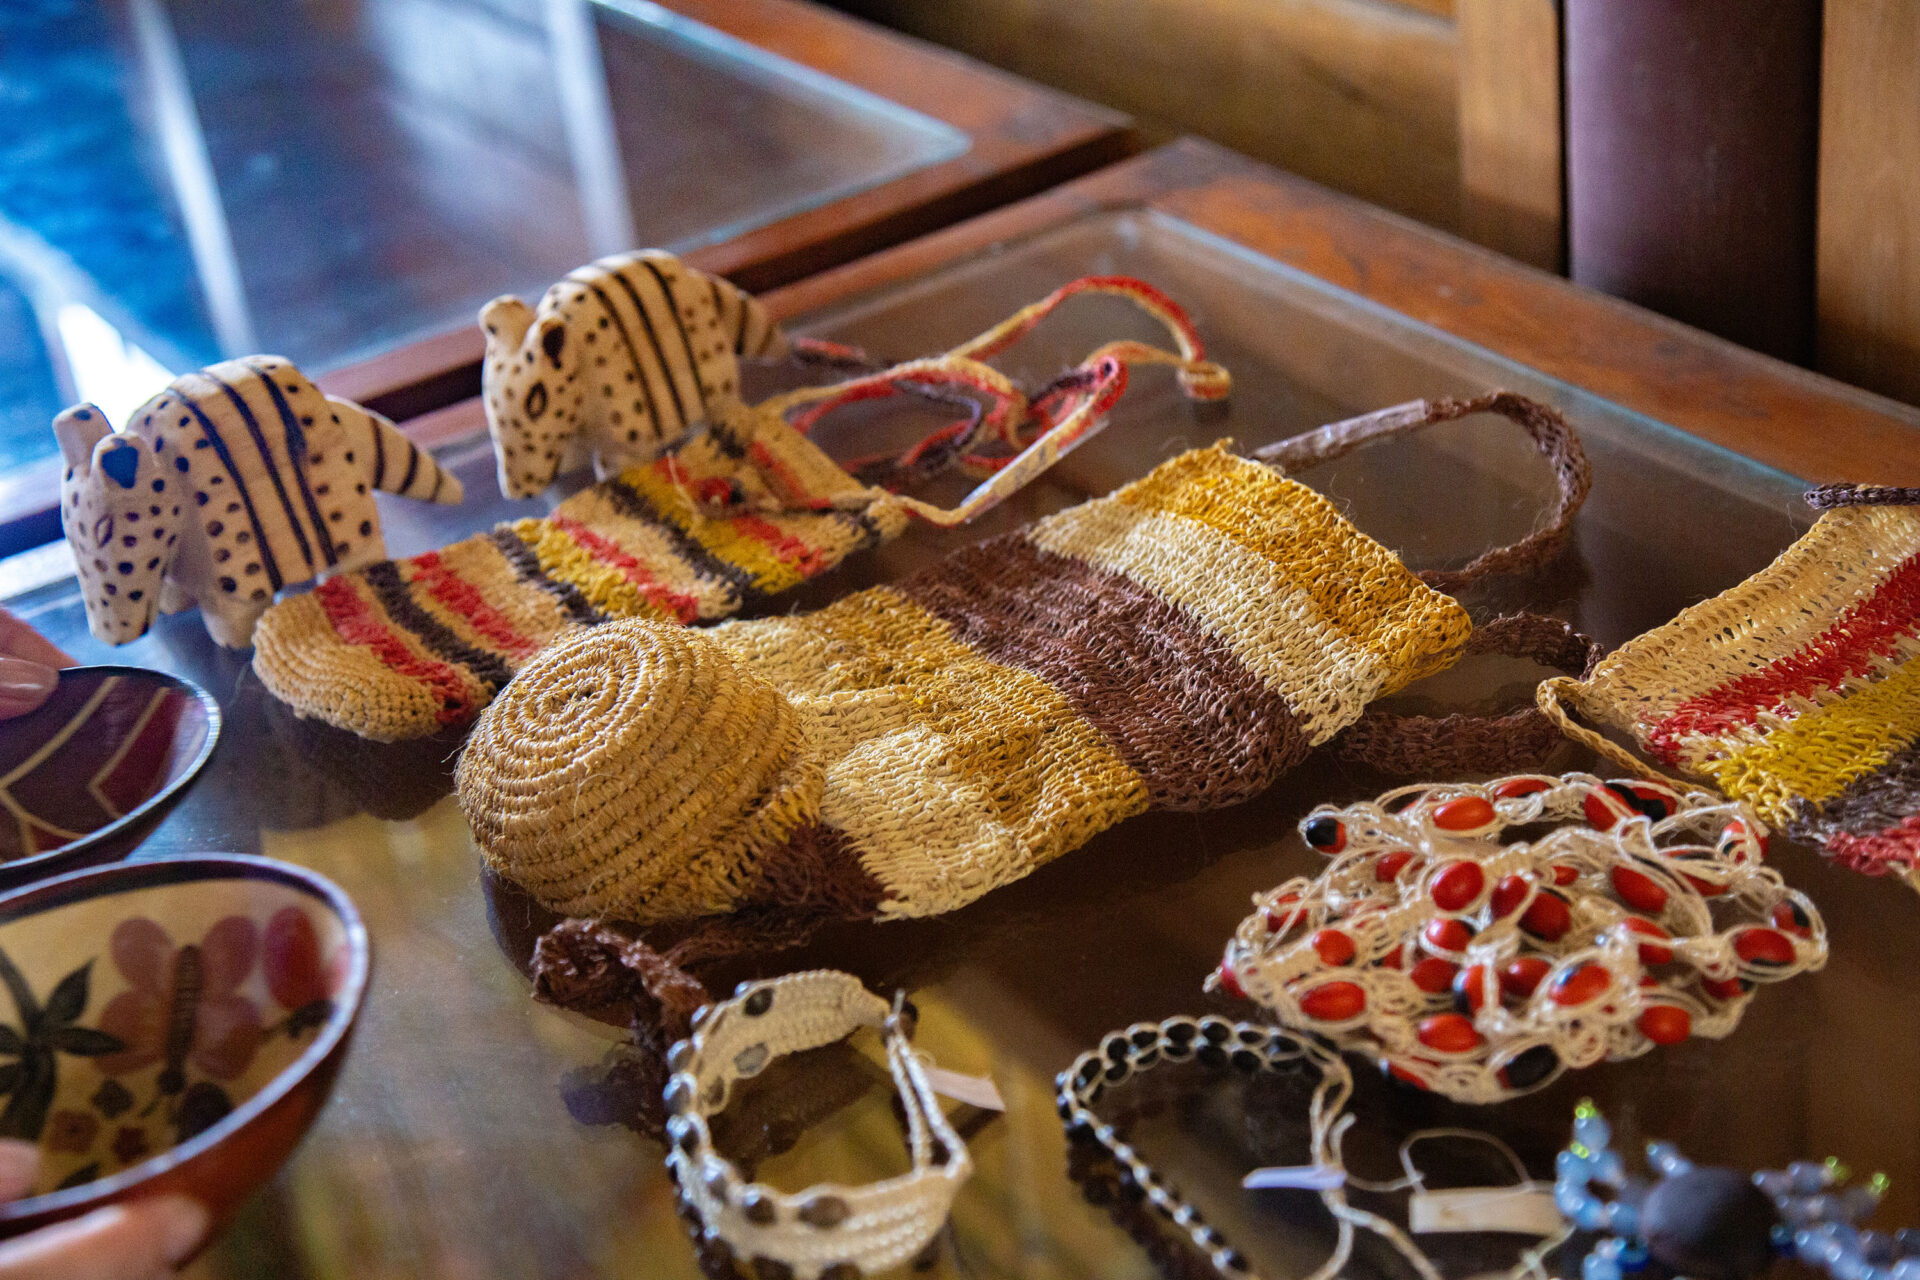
[2,664,223,880]
[0,853,370,1220]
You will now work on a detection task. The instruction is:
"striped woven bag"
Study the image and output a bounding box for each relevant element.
[461,392,1600,1036]
[1539,483,1920,884]
[251,278,1229,742]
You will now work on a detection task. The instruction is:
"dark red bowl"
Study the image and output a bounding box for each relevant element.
[0,854,369,1242]
[0,665,220,888]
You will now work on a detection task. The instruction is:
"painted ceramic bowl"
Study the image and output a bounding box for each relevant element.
[0,666,219,888]
[0,855,368,1239]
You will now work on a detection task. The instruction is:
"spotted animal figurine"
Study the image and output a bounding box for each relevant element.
[478,250,787,499]
[56,357,463,649]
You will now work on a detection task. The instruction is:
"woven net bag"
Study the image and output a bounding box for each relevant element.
[1539,484,1920,882]
[465,393,1600,1038]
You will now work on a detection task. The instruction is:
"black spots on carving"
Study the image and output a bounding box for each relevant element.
[207,521,224,536]
[524,382,548,420]
[174,456,189,472]
[219,576,237,593]
[152,478,165,492]
[215,548,230,563]
[359,520,373,536]
[117,561,133,574]
[541,323,566,364]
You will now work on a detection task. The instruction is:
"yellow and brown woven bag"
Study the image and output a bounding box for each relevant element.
[458,393,1598,1033]
[252,277,1229,741]
[1539,483,1920,883]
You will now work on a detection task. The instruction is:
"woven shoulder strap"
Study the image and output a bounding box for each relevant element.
[1260,392,1599,774]
[1338,614,1606,775]
[1254,390,1591,593]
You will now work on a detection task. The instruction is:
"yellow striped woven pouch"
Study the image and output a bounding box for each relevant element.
[461,392,1599,1036]
[1540,483,1920,884]
[251,277,1230,742]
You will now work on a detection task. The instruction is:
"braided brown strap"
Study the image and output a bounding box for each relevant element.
[1255,391,1593,593]
[1332,613,1606,775]
[1805,483,1920,510]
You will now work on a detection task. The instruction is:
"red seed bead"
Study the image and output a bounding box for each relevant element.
[1637,1004,1692,1044]
[1416,1013,1484,1054]
[1376,943,1407,971]
[1429,861,1486,911]
[1217,963,1245,999]
[1550,963,1612,1006]
[1266,895,1308,934]
[1611,865,1670,914]
[1410,957,1459,994]
[1734,927,1796,967]
[1492,777,1551,799]
[1623,916,1674,964]
[1583,789,1630,831]
[1299,981,1366,1022]
[1387,1062,1432,1090]
[1770,900,1813,939]
[1423,917,1474,953]
[1303,816,1347,852]
[1550,863,1580,886]
[1310,929,1357,966]
[1502,956,1552,998]
[1629,784,1676,818]
[1682,871,1729,898]
[1433,796,1497,831]
[1719,818,1771,858]
[1520,890,1573,942]
[1374,850,1416,882]
[1702,975,1749,1001]
[1454,963,1495,1013]
[1490,874,1532,919]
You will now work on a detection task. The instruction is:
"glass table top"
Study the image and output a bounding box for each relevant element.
[6,208,1913,1280]
[0,0,964,476]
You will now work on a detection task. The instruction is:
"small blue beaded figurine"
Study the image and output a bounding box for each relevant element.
[1556,1100,1895,1280]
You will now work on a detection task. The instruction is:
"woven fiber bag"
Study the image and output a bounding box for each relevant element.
[1539,483,1920,883]
[251,277,1230,741]
[459,393,1597,1033]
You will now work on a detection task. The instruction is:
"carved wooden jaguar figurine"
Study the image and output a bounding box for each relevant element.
[478,250,787,499]
[56,356,463,648]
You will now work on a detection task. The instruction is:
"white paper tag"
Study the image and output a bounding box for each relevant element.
[1408,1188,1561,1236]
[923,1066,1006,1112]
[1242,1165,1347,1191]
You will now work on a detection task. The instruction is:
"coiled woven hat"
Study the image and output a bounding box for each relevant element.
[457,618,822,922]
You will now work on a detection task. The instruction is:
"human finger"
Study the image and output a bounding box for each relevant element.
[0,657,57,720]
[0,611,71,669]
[0,1197,208,1280]
[0,1143,37,1202]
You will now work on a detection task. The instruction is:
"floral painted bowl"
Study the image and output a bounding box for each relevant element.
[0,854,368,1240]
[0,666,220,888]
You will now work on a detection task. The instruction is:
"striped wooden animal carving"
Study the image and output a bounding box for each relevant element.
[478,250,786,499]
[55,357,463,649]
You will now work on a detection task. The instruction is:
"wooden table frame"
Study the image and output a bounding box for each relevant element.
[337,139,1918,491]
[0,0,1132,556]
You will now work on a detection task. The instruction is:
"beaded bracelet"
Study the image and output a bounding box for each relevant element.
[1054,1014,1434,1280]
[661,971,971,1279]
